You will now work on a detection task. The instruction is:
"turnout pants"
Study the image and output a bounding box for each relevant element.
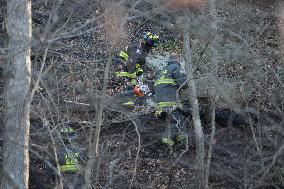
[159,109,186,141]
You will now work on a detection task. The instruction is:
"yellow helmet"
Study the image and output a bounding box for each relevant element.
[143,32,159,46]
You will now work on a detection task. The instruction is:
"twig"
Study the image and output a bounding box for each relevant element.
[240,85,264,168]
[173,135,189,165]
[204,95,218,189]
[104,158,120,188]
[252,143,284,188]
[129,119,141,189]
[45,121,63,189]
[84,1,144,187]
[183,22,205,189]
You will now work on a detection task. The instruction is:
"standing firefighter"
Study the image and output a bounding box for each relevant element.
[154,54,188,145]
[52,125,85,189]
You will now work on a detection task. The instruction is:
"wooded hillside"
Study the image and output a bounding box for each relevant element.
[0,0,283,188]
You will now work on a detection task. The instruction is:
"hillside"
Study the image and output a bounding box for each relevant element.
[1,0,284,188]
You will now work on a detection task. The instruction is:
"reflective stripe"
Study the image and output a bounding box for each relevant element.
[154,78,176,86]
[60,164,79,172]
[119,51,129,61]
[123,102,135,107]
[115,71,136,79]
[60,127,74,133]
[136,68,143,74]
[176,134,187,142]
[155,101,183,116]
[135,64,143,75]
[123,102,134,105]
[162,137,174,145]
[157,102,177,107]
[130,79,137,85]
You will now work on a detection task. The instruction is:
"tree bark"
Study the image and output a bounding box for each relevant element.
[183,30,205,189]
[1,0,32,188]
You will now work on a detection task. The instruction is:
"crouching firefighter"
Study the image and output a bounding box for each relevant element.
[52,125,85,189]
[112,50,145,107]
[122,32,159,107]
[113,32,159,108]
[154,54,188,145]
[126,31,159,74]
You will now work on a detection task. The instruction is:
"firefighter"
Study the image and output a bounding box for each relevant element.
[112,32,159,107]
[126,31,159,75]
[112,50,142,107]
[52,125,85,189]
[114,32,159,85]
[113,50,140,88]
[154,54,188,145]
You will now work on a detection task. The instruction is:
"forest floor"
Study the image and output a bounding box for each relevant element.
[1,0,284,189]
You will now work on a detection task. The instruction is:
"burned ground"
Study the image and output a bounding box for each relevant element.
[1,0,284,188]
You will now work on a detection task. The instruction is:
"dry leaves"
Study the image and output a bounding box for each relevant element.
[103,3,127,45]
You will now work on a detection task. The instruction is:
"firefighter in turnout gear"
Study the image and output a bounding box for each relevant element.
[112,32,159,107]
[114,31,160,83]
[112,50,144,107]
[126,32,159,75]
[52,125,85,189]
[154,54,188,145]
[113,50,137,85]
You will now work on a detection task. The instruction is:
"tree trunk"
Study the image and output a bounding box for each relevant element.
[183,30,205,189]
[1,0,32,188]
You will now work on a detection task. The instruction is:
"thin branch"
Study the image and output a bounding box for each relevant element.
[129,119,141,189]
[183,21,205,189]
[253,143,284,188]
[204,95,218,189]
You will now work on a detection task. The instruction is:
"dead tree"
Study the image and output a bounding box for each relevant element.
[0,0,32,188]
